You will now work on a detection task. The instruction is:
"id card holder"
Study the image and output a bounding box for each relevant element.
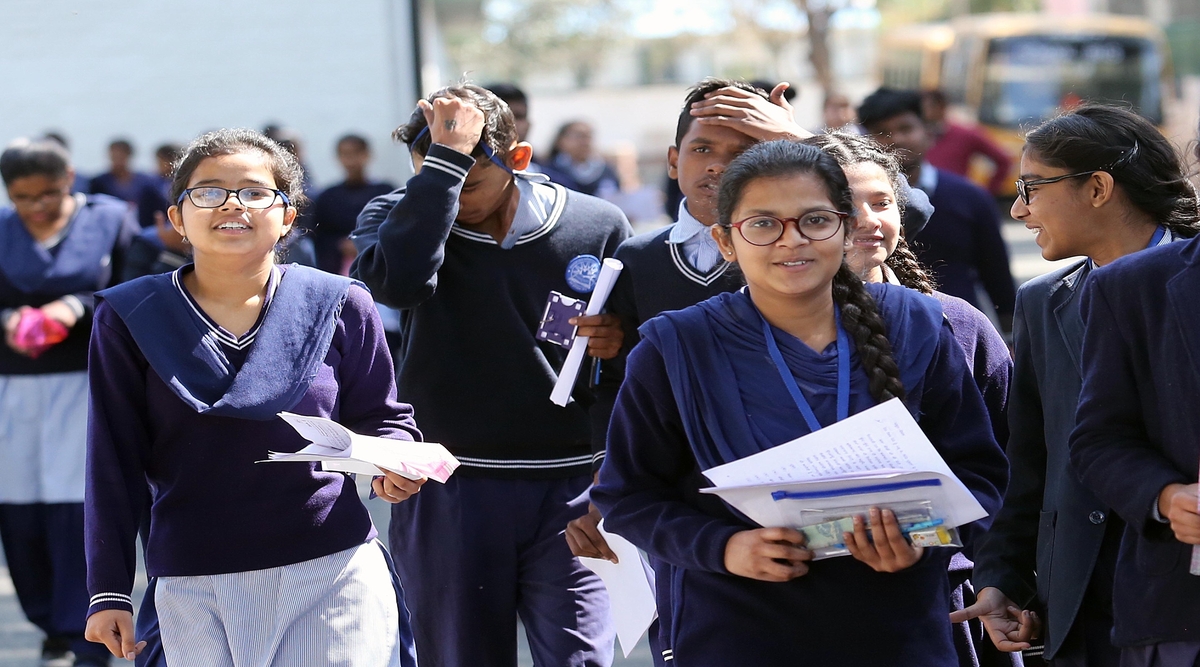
[536,291,585,348]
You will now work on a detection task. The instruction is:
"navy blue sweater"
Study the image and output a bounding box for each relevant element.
[593,287,1007,666]
[351,144,631,478]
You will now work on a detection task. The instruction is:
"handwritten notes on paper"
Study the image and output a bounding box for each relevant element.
[260,413,460,483]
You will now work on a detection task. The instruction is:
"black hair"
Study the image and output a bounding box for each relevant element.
[676,78,769,147]
[109,138,134,155]
[1024,104,1200,239]
[169,129,307,212]
[484,83,527,107]
[395,83,518,162]
[42,132,70,150]
[155,143,182,163]
[856,88,923,129]
[804,132,937,294]
[1,139,72,186]
[716,140,907,403]
[336,134,370,152]
[548,120,590,163]
[750,80,797,102]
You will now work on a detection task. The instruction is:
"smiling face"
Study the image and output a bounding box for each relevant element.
[167,151,295,262]
[1010,151,1098,261]
[842,161,901,281]
[669,122,758,226]
[714,172,848,302]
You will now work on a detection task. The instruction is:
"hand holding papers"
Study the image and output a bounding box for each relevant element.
[700,399,986,558]
[261,412,460,483]
[578,521,657,659]
[550,258,623,407]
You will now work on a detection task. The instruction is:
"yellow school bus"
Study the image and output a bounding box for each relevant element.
[880,13,1173,195]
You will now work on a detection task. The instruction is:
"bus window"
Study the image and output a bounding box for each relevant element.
[979,35,1163,127]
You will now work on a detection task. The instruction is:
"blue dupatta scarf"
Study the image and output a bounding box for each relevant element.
[98,264,358,420]
[640,284,944,471]
[0,194,126,295]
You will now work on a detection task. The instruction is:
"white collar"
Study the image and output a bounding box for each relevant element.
[667,199,712,244]
[915,162,938,195]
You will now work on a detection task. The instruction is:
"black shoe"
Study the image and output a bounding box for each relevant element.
[40,637,74,667]
[73,657,110,667]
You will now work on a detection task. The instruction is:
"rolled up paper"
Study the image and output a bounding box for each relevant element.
[550,257,624,407]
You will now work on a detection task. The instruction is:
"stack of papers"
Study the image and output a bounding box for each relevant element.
[578,521,657,659]
[260,412,459,483]
[700,398,987,533]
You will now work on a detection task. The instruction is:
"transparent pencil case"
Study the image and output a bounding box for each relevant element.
[782,498,962,560]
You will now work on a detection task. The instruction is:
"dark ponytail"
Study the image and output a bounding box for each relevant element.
[886,238,935,295]
[1025,104,1200,239]
[717,140,907,405]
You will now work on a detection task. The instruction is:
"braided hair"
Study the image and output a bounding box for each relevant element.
[1025,104,1200,239]
[804,132,937,294]
[717,140,907,404]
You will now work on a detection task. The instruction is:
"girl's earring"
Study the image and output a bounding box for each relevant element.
[181,236,189,245]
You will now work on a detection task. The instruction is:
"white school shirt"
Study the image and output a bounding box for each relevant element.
[667,199,723,273]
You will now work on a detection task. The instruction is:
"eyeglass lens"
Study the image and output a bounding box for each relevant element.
[188,187,279,209]
[738,212,843,246]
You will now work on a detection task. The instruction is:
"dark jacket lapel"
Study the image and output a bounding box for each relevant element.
[1051,262,1089,377]
[1167,243,1200,381]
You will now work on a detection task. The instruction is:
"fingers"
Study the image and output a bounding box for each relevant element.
[417,99,435,126]
[117,612,142,660]
[948,603,985,624]
[758,526,806,546]
[769,82,794,113]
[572,313,623,360]
[372,470,426,503]
[565,510,619,563]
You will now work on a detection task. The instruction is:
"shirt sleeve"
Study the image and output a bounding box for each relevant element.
[84,303,153,618]
[333,285,421,442]
[1069,275,1186,537]
[349,144,476,309]
[971,288,1043,607]
[591,340,744,574]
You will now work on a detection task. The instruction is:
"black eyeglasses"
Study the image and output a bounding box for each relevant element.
[1015,171,1097,206]
[1015,141,1140,206]
[177,187,290,209]
[729,210,848,246]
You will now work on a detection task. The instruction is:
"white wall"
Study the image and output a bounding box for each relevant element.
[0,0,419,195]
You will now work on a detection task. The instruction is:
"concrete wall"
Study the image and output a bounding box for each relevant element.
[0,0,419,195]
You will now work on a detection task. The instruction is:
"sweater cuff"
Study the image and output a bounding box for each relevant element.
[421,144,476,182]
[87,592,135,618]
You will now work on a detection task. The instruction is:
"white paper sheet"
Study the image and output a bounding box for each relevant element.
[260,413,460,483]
[550,258,624,407]
[578,522,657,659]
[700,398,987,529]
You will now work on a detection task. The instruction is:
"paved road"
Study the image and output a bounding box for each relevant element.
[0,215,1062,666]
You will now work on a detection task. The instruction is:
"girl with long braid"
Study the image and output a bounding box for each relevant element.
[809,131,1016,667]
[591,140,1008,665]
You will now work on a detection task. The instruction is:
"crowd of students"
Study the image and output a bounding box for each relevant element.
[1,76,1199,667]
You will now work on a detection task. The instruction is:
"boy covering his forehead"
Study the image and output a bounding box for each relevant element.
[349,83,632,665]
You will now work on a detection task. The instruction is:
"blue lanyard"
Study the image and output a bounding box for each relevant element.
[760,308,851,433]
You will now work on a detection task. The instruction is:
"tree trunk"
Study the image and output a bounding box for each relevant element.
[794,0,836,94]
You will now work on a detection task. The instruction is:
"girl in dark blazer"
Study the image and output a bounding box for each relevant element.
[959,105,1200,666]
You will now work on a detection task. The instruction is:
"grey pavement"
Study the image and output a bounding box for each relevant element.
[0,215,1059,666]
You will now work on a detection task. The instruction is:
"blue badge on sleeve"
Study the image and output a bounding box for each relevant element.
[565,254,601,293]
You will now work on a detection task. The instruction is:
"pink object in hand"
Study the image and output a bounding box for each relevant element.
[14,309,69,358]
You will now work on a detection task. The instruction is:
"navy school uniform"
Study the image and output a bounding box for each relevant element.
[85,265,419,665]
[591,285,1008,666]
[89,171,165,228]
[351,143,632,666]
[311,179,395,275]
[1069,235,1200,664]
[0,193,136,663]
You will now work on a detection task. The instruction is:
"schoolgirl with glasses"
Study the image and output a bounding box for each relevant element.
[961,105,1200,667]
[83,129,422,666]
[591,140,1008,666]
